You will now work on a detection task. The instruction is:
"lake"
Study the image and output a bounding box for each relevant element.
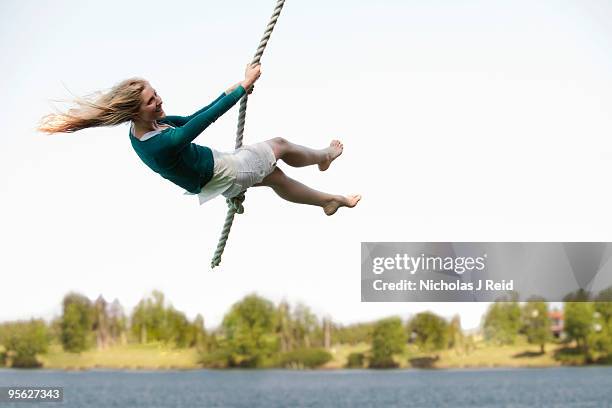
[0,367,611,407]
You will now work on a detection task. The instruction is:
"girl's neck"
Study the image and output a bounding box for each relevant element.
[132,119,160,134]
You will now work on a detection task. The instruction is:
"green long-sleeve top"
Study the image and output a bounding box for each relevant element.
[129,85,246,193]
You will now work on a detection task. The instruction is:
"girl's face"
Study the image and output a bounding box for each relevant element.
[136,82,165,121]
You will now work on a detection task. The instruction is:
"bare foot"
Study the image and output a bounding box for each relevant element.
[323,194,361,216]
[318,140,343,171]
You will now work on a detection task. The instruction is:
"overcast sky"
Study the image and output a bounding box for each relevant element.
[1,0,611,330]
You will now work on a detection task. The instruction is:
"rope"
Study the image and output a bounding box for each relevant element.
[211,0,286,268]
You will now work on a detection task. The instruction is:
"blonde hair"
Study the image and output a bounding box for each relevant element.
[38,77,148,134]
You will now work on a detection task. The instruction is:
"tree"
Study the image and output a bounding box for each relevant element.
[93,295,110,350]
[221,294,278,367]
[407,312,449,353]
[60,292,93,352]
[130,298,149,344]
[521,298,551,353]
[564,302,594,356]
[369,317,406,368]
[108,299,127,346]
[483,299,521,345]
[291,303,318,349]
[48,317,62,345]
[333,322,375,345]
[191,314,208,350]
[592,287,612,354]
[276,300,292,352]
[0,320,50,368]
[140,290,168,342]
[594,286,612,324]
[129,291,195,347]
[322,317,332,349]
[166,307,193,348]
[447,315,464,351]
[130,291,166,344]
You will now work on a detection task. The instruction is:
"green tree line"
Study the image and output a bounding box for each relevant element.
[1,289,612,368]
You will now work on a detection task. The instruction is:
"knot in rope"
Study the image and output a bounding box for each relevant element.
[227,193,246,214]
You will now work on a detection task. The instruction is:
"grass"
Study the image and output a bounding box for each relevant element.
[432,343,560,369]
[40,342,200,370]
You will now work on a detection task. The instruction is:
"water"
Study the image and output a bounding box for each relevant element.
[0,367,611,407]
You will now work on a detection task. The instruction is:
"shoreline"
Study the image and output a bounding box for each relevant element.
[3,342,608,371]
[2,364,610,372]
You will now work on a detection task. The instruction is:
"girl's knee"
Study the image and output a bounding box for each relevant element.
[257,167,285,187]
[272,136,288,147]
[267,137,289,158]
[269,166,286,183]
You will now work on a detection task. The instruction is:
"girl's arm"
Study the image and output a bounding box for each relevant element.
[166,85,246,150]
[163,93,227,127]
[163,64,261,127]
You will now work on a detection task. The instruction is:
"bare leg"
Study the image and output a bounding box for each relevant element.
[265,137,343,171]
[254,168,361,216]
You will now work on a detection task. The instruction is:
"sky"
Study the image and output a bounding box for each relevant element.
[1,0,612,331]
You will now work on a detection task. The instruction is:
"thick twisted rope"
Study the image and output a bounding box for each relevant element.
[211,0,286,268]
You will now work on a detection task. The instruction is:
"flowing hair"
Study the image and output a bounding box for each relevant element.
[37,77,148,134]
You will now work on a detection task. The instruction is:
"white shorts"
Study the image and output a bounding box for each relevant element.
[222,141,277,198]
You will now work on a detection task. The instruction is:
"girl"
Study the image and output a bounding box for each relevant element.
[38,64,361,215]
